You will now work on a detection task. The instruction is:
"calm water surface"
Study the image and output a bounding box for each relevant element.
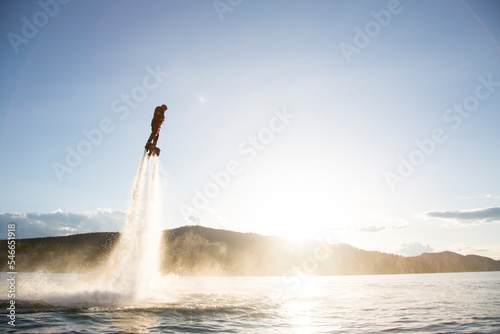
[1,271,499,333]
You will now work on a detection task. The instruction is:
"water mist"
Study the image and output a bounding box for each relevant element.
[102,154,164,300]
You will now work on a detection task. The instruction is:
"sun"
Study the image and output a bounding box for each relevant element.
[212,131,369,240]
[248,166,353,240]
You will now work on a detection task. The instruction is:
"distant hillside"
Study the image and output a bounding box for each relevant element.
[1,226,499,275]
[0,232,119,273]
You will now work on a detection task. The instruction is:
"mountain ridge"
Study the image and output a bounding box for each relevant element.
[1,225,499,275]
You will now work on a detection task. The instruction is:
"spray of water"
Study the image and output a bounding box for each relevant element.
[101,153,164,300]
[10,153,167,306]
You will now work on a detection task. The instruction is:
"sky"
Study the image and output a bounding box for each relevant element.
[1,0,500,259]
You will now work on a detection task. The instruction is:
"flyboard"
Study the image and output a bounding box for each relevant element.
[145,143,161,156]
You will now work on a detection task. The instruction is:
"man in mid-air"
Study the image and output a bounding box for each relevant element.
[145,104,167,156]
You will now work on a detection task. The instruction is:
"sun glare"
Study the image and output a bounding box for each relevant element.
[251,167,353,239]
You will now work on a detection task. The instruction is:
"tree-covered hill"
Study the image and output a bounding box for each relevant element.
[1,226,499,275]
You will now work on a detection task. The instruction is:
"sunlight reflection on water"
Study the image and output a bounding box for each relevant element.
[0,272,499,333]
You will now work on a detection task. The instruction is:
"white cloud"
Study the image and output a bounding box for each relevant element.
[398,242,434,256]
[186,215,202,225]
[355,225,387,232]
[0,209,127,239]
[425,207,500,227]
[353,216,408,233]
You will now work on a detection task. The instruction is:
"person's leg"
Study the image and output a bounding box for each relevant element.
[147,122,161,144]
[147,131,156,145]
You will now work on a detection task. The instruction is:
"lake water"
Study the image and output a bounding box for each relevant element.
[1,271,499,333]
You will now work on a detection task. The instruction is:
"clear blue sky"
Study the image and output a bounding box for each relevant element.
[1,0,500,258]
